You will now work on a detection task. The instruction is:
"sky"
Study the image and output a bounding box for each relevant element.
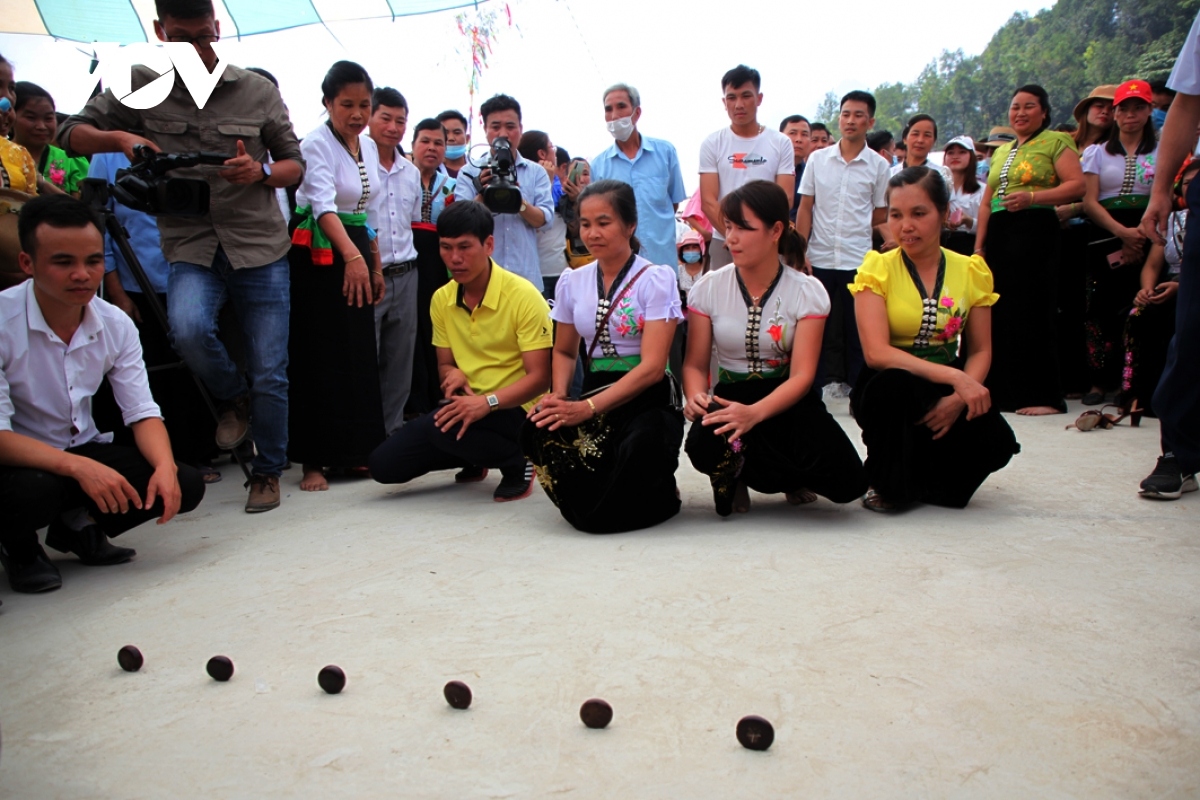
[0,0,1054,195]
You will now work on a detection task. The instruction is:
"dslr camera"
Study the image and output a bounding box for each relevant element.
[479,136,523,214]
[111,144,230,217]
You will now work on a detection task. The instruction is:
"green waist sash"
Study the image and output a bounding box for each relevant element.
[904,343,957,366]
[717,365,789,383]
[1100,194,1150,211]
[291,206,370,266]
[590,355,642,373]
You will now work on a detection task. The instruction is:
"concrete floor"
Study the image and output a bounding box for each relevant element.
[1,397,1197,798]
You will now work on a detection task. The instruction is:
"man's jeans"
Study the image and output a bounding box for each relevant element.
[167,248,289,477]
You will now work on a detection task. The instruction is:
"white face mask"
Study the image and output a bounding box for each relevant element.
[606,115,635,142]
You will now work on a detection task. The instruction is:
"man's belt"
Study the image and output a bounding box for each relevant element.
[382,260,417,277]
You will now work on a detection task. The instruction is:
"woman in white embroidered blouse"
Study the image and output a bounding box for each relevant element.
[523,180,684,533]
[1080,79,1159,407]
[682,180,867,517]
[287,61,387,493]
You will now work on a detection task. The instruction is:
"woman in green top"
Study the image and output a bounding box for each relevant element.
[12,82,89,196]
[974,84,1085,415]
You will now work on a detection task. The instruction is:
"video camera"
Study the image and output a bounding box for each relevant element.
[111,145,230,217]
[479,136,522,214]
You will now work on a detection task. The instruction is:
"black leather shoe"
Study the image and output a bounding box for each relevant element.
[0,545,63,593]
[45,521,136,566]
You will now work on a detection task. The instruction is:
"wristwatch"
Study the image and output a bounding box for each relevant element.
[486,394,500,412]
[260,161,272,182]
[520,201,528,213]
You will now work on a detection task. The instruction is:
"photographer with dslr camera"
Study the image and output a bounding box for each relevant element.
[57,0,305,513]
[457,94,554,293]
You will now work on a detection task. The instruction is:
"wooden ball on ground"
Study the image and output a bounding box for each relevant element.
[206,656,235,682]
[117,645,143,672]
[736,715,774,751]
[580,698,613,729]
[444,680,472,709]
[318,665,346,694]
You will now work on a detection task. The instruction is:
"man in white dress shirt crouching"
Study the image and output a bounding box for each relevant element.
[0,196,205,594]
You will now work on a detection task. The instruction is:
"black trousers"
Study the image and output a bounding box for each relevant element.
[0,441,205,558]
[369,407,527,485]
[1154,177,1200,474]
[851,368,1020,508]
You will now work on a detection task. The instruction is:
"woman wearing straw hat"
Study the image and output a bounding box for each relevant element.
[1056,86,1118,397]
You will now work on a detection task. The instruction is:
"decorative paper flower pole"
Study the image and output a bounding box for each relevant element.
[455,3,516,138]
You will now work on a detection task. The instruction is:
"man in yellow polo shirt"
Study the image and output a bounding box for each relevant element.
[368,202,552,501]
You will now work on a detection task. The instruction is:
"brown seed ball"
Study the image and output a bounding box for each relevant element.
[736,715,775,751]
[318,665,346,694]
[117,645,143,672]
[580,698,613,729]
[206,656,235,682]
[444,680,472,709]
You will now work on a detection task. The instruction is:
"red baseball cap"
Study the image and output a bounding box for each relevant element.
[1114,80,1153,107]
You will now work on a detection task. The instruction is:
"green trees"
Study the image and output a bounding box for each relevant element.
[863,0,1198,140]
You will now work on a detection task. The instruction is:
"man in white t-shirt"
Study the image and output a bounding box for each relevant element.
[796,90,890,397]
[1136,8,1200,500]
[699,64,795,269]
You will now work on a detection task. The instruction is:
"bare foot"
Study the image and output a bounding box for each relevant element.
[300,464,328,491]
[785,488,818,505]
[733,482,751,513]
[1016,406,1065,416]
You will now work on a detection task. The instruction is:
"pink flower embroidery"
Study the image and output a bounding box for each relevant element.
[940,296,955,309]
[942,316,963,339]
[49,167,66,186]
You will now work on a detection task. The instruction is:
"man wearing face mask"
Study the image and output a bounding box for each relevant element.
[590,83,687,268]
[437,109,470,179]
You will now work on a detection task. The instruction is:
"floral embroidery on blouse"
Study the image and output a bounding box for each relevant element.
[612,296,644,338]
[1136,155,1156,186]
[763,300,791,371]
[933,295,965,343]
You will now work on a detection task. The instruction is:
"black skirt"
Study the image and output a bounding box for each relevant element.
[851,368,1020,508]
[685,378,867,506]
[1084,207,1145,389]
[287,225,386,467]
[984,208,1066,411]
[521,373,683,534]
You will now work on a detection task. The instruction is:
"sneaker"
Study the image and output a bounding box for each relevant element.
[1139,455,1199,500]
[493,461,535,502]
[216,395,251,450]
[455,465,489,484]
[245,474,281,513]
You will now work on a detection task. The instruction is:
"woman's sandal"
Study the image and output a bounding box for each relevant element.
[862,488,898,513]
[1067,404,1138,432]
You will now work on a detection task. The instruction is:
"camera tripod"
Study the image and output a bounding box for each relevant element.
[82,177,253,482]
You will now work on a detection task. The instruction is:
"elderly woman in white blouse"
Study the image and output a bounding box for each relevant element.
[288,61,386,492]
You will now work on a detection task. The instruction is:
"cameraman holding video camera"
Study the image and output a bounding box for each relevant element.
[457,94,554,293]
[57,0,304,513]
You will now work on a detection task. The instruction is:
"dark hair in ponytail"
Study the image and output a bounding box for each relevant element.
[719,180,807,269]
[578,179,642,255]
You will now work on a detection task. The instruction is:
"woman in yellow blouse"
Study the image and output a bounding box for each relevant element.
[852,167,1020,512]
[975,84,1085,416]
